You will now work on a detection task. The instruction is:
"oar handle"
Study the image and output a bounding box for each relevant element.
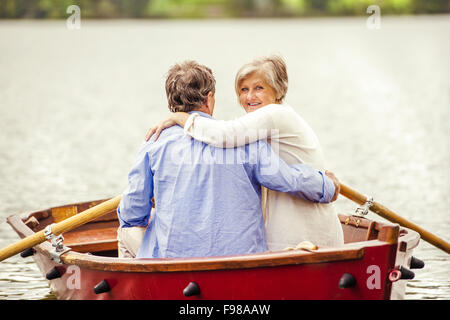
[340,183,450,254]
[0,195,122,262]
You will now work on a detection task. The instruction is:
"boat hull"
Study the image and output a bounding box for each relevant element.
[32,245,395,300]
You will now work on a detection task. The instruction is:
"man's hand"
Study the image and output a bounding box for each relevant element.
[325,170,340,202]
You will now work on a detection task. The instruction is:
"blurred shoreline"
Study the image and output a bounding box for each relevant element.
[1,13,449,22]
[1,0,448,20]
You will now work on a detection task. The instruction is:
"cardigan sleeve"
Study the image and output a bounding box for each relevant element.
[184,104,283,148]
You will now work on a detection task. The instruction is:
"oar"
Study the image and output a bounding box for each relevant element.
[0,195,122,262]
[339,183,450,254]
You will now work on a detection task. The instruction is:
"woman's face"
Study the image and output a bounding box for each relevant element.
[238,72,277,113]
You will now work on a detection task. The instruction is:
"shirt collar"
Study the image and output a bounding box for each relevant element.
[188,110,213,119]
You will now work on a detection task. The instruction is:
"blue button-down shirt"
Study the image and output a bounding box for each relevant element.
[117,111,335,259]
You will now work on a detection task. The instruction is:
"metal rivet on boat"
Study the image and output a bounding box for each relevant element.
[338,273,356,289]
[410,256,425,269]
[45,266,62,280]
[20,247,35,258]
[183,281,201,297]
[94,280,111,294]
[399,266,415,280]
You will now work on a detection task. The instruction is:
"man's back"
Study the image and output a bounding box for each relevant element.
[119,112,271,258]
[146,124,272,257]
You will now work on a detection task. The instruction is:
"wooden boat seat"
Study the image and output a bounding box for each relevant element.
[338,214,379,243]
[23,202,120,254]
[63,226,118,253]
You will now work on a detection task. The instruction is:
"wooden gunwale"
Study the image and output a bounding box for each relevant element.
[61,246,366,273]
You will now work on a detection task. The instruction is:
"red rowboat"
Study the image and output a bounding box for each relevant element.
[6,198,423,300]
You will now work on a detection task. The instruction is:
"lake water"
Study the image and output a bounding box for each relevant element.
[0,16,449,300]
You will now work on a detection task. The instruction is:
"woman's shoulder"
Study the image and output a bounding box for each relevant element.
[250,103,293,121]
[260,103,290,112]
[260,103,310,128]
[258,103,298,116]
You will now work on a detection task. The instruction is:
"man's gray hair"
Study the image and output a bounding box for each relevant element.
[165,61,216,112]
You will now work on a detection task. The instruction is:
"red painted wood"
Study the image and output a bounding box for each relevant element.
[33,243,397,300]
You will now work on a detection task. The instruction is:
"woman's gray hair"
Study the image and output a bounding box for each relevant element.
[235,55,288,103]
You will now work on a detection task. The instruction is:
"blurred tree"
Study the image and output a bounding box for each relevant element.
[280,0,307,15]
[0,0,448,19]
[306,0,327,10]
[94,0,119,18]
[0,0,21,18]
[327,0,376,15]
[411,0,449,13]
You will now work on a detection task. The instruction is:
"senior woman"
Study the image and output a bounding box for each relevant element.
[146,56,344,251]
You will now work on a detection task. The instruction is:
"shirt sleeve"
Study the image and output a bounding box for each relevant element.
[250,140,335,203]
[117,144,154,228]
[184,104,280,148]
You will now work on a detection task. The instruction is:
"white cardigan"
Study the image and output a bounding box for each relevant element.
[184,103,344,251]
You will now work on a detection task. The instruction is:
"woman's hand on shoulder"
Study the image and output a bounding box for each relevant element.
[145,115,177,142]
[145,112,189,142]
